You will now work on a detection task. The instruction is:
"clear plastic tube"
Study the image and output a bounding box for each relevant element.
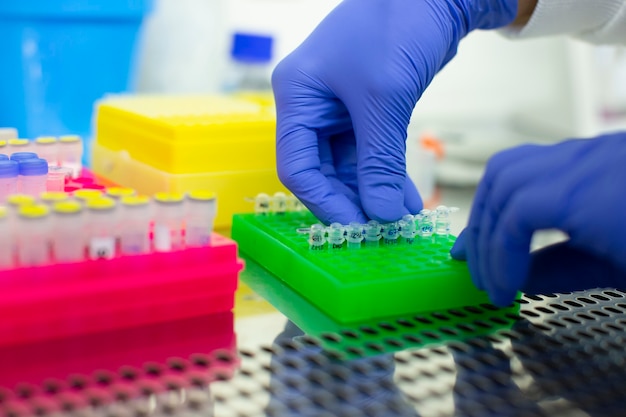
[185,190,217,247]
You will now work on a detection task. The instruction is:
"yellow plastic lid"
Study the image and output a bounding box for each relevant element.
[19,204,49,218]
[8,138,29,146]
[59,135,81,143]
[154,192,184,203]
[188,190,217,201]
[106,187,136,198]
[0,140,7,148]
[35,136,57,145]
[73,189,104,200]
[121,195,150,206]
[40,191,68,202]
[53,200,82,214]
[7,194,36,206]
[86,197,116,210]
[0,207,7,219]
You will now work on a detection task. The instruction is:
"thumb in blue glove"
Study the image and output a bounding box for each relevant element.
[451,132,626,306]
[272,0,517,225]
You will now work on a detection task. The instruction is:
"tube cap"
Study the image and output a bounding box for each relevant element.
[106,187,136,198]
[18,158,48,176]
[7,194,35,206]
[86,197,116,211]
[19,204,49,219]
[59,135,81,144]
[35,136,57,145]
[53,201,82,214]
[10,152,38,161]
[40,191,69,203]
[73,189,103,200]
[154,192,184,204]
[8,138,29,147]
[121,195,150,206]
[0,160,18,179]
[0,154,8,161]
[188,190,217,201]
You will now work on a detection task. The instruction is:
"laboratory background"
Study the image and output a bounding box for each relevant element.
[0,0,625,416]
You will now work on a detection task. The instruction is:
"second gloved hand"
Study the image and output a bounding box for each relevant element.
[272,0,517,225]
[451,132,626,306]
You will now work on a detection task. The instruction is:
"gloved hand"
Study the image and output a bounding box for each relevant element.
[272,0,517,224]
[451,132,626,306]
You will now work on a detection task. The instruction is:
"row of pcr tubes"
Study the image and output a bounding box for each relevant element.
[250,192,305,214]
[0,189,217,269]
[304,206,459,250]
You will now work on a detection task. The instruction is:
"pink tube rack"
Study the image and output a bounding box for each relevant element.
[0,233,243,346]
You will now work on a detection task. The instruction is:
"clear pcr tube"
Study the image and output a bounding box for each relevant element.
[417,209,434,238]
[253,193,271,214]
[346,222,364,249]
[17,204,51,266]
[18,158,48,196]
[52,200,85,263]
[0,207,14,269]
[270,192,287,214]
[435,205,459,237]
[286,194,305,212]
[58,135,83,178]
[308,224,326,250]
[326,222,345,249]
[185,190,217,247]
[364,220,382,246]
[34,136,59,166]
[398,214,416,244]
[119,195,152,255]
[8,138,31,155]
[85,197,117,260]
[381,222,399,245]
[153,192,185,252]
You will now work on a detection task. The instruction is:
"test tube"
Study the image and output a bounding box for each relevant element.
[435,205,459,237]
[17,204,51,266]
[0,154,8,161]
[286,194,305,212]
[73,189,104,204]
[8,138,31,155]
[346,222,364,249]
[270,192,287,214]
[326,222,345,249]
[253,193,271,214]
[0,128,18,141]
[106,187,136,200]
[51,201,85,263]
[0,160,19,201]
[152,192,185,252]
[85,197,118,260]
[398,214,416,244]
[381,222,399,245]
[0,207,14,269]
[364,220,382,246]
[58,135,83,178]
[10,152,38,162]
[119,195,152,255]
[18,158,48,196]
[34,136,58,166]
[308,223,326,250]
[47,166,72,192]
[40,191,69,206]
[185,190,217,247]
[417,209,434,238]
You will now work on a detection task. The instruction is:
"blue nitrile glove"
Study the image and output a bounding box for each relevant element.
[272,0,517,225]
[451,132,626,306]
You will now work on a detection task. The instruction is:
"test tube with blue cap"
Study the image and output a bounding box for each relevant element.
[119,195,152,255]
[52,200,85,263]
[0,207,13,269]
[10,152,38,162]
[185,190,217,247]
[18,158,48,196]
[17,204,52,266]
[0,160,19,201]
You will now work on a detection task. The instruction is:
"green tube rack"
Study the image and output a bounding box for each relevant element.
[232,211,491,324]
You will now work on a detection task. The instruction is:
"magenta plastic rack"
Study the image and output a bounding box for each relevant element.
[0,233,243,346]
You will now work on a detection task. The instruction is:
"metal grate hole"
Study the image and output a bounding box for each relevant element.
[340,330,359,339]
[378,322,397,332]
[603,306,623,314]
[321,333,341,343]
[576,296,598,305]
[431,312,450,321]
[564,300,584,308]
[535,306,555,314]
[413,316,434,324]
[447,309,468,318]
[603,290,624,298]
[590,294,611,301]
[524,294,544,301]
[359,326,378,335]
[402,334,422,344]
[548,303,569,311]
[395,319,415,328]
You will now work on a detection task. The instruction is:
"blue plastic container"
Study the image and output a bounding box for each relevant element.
[0,0,152,166]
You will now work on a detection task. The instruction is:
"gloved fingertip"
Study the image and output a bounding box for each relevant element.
[361,188,408,223]
[450,230,467,261]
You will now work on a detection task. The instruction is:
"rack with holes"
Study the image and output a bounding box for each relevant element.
[232,209,496,324]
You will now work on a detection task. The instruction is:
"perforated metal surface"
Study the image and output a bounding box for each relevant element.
[6,290,626,417]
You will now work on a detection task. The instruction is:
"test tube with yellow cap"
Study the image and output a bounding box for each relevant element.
[85,197,117,260]
[73,189,104,204]
[153,192,185,252]
[106,187,136,200]
[40,191,69,206]
[0,207,14,269]
[17,204,51,266]
[185,190,217,247]
[58,135,83,178]
[34,136,59,166]
[52,200,85,263]
[8,138,32,155]
[119,195,151,255]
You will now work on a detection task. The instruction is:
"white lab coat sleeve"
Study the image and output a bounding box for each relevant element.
[501,0,626,44]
